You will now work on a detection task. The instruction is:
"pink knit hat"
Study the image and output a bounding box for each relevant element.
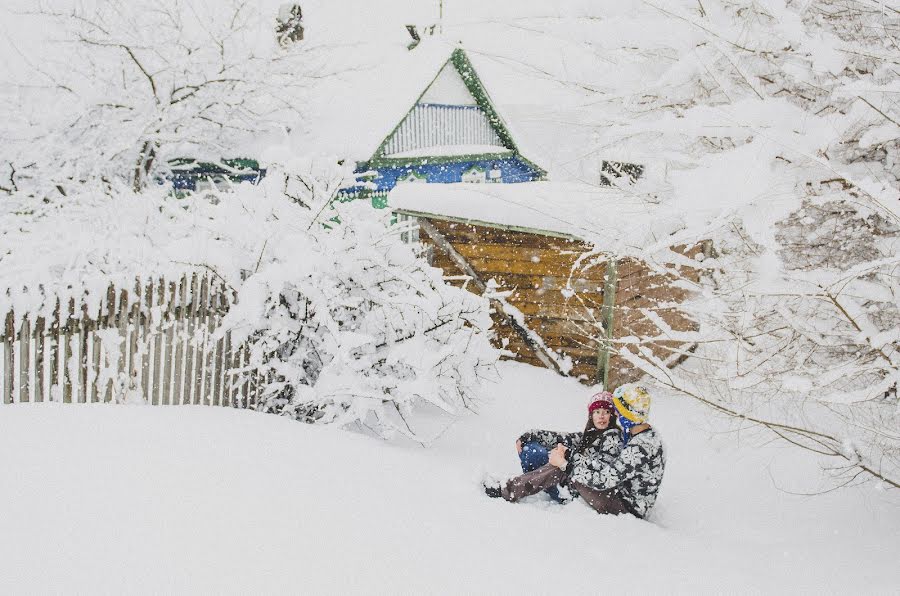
[588,391,615,415]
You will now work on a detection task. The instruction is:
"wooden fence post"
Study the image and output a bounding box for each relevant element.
[139,279,152,403]
[90,300,101,404]
[18,316,30,403]
[49,300,60,402]
[211,284,224,407]
[4,312,14,404]
[195,275,209,405]
[247,345,257,410]
[172,274,187,406]
[222,330,233,408]
[104,285,116,403]
[63,298,76,404]
[115,288,129,403]
[162,280,176,405]
[240,344,250,409]
[34,315,45,403]
[182,274,199,405]
[80,303,91,403]
[150,279,163,405]
[128,280,141,401]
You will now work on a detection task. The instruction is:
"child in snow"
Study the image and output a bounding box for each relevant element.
[569,383,666,517]
[484,392,622,504]
[486,384,666,519]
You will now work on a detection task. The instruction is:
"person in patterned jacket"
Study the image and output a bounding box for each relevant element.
[483,393,621,503]
[568,383,666,518]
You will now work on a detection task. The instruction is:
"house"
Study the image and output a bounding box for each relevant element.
[389,182,703,388]
[169,44,545,200]
[166,38,701,389]
[337,46,546,206]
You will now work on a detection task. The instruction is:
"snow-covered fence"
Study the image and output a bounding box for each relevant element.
[0,273,263,408]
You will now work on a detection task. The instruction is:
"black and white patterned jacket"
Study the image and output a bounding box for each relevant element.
[518,427,622,482]
[570,427,665,518]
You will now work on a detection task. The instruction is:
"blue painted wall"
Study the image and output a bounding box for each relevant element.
[168,155,541,197]
[347,155,541,195]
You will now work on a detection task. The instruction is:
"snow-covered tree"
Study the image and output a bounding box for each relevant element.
[220,158,499,440]
[585,1,900,489]
[467,0,899,488]
[0,0,318,197]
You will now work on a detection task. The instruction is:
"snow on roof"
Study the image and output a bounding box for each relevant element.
[389,182,686,253]
[283,36,547,168]
[295,40,465,162]
[388,145,513,159]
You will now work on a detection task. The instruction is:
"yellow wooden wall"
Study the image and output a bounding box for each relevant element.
[421,218,701,387]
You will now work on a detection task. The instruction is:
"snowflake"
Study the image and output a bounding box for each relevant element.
[604,435,620,452]
[600,467,617,486]
[570,468,588,485]
[621,448,642,466]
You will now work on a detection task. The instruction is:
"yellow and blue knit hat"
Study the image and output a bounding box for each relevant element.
[612,384,652,424]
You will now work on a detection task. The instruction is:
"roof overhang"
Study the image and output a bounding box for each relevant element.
[388,182,685,252]
[392,208,582,240]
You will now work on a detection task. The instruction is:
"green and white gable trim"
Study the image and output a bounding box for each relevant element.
[349,48,545,198]
[377,50,512,159]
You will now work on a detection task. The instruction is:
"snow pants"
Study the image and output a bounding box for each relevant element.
[519,442,562,502]
[502,464,630,515]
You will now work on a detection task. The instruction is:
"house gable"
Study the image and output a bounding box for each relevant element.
[344,48,545,203]
[371,48,521,163]
[419,60,478,105]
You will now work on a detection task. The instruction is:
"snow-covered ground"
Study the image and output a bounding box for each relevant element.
[1,361,896,595]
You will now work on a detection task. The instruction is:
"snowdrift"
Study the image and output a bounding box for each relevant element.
[0,362,896,594]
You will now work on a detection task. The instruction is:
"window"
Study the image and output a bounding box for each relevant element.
[276,4,304,46]
[397,213,420,244]
[397,171,427,184]
[462,166,486,183]
[600,160,644,186]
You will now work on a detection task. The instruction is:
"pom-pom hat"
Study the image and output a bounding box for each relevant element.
[612,384,651,424]
[588,391,615,415]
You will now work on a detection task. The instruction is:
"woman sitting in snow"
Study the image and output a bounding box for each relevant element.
[484,391,622,504]
[485,384,666,519]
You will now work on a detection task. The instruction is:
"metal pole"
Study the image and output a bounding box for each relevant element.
[595,257,618,390]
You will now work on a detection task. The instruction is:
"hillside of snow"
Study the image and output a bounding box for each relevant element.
[1,362,896,594]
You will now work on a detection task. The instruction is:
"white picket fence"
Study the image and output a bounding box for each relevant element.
[0,272,264,408]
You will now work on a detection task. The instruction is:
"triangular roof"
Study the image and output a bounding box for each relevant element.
[287,41,543,174]
[369,47,521,162]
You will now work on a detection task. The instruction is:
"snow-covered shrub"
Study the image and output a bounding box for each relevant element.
[220,160,499,440]
[0,153,498,439]
[529,0,900,488]
[0,0,318,198]
[617,189,900,490]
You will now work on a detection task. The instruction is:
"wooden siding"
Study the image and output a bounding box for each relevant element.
[420,218,701,387]
[606,245,702,388]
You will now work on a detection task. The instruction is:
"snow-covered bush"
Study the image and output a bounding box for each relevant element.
[220,160,499,440]
[0,152,499,440]
[500,0,900,488]
[0,0,317,198]
[638,189,900,490]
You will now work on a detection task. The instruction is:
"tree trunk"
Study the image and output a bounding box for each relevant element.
[132,141,157,192]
